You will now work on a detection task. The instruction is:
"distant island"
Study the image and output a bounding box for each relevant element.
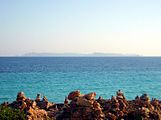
[22,52,141,57]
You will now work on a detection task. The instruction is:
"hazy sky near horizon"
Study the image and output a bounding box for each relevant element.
[0,0,161,56]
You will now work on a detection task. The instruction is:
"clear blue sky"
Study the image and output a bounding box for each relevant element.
[0,0,161,56]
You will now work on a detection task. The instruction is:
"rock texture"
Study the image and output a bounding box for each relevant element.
[1,90,161,120]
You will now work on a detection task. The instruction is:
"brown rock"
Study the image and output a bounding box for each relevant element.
[27,107,49,120]
[93,101,102,110]
[16,91,26,102]
[35,94,41,103]
[140,94,150,102]
[84,92,96,100]
[76,96,94,107]
[68,90,81,100]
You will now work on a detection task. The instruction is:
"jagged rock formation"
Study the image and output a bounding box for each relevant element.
[1,90,161,120]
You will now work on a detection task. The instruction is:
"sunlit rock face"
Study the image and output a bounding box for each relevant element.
[1,90,161,120]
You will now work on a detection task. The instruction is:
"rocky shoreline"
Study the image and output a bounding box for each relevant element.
[1,90,161,120]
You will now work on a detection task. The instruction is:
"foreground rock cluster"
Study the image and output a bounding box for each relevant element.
[1,90,161,120]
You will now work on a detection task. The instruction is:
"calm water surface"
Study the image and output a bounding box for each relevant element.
[0,57,161,103]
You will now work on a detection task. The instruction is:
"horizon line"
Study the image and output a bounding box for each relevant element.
[2,52,161,57]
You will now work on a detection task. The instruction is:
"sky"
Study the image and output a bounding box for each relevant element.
[0,0,161,56]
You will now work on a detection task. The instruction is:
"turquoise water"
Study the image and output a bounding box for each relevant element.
[0,57,161,103]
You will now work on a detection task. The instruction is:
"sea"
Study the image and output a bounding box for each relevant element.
[0,57,161,103]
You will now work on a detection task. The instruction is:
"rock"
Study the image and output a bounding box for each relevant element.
[27,107,48,120]
[67,91,105,119]
[111,96,118,103]
[140,94,150,102]
[84,92,96,100]
[1,102,9,107]
[37,101,53,110]
[106,112,117,120]
[42,96,48,102]
[93,101,101,110]
[35,94,41,103]
[68,90,81,100]
[76,96,94,107]
[25,99,37,110]
[36,95,54,110]
[16,91,26,102]
[64,96,69,105]
[116,90,125,100]
[4,90,161,120]
[98,96,103,100]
